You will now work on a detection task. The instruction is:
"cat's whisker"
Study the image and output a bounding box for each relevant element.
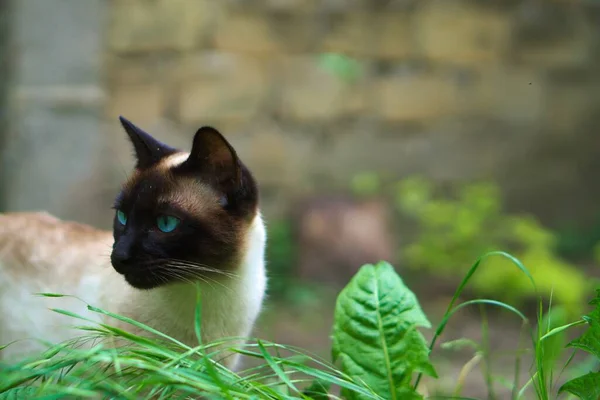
[161,263,240,291]
[161,263,221,275]
[163,268,209,289]
[154,271,171,287]
[163,263,236,294]
[165,259,243,281]
[158,261,227,278]
[136,257,242,283]
[152,264,201,285]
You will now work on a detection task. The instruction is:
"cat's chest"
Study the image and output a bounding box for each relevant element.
[117,281,250,343]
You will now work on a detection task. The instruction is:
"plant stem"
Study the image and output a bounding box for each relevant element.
[511,321,528,400]
[480,305,497,400]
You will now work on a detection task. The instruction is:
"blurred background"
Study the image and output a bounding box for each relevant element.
[1,0,600,396]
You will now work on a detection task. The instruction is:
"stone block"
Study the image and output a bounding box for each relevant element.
[214,12,279,54]
[107,56,177,85]
[512,3,593,69]
[14,0,106,86]
[214,11,314,54]
[373,12,415,59]
[276,56,366,121]
[2,105,104,224]
[221,120,316,189]
[109,0,218,53]
[264,0,318,13]
[234,127,287,186]
[543,83,596,133]
[414,1,511,64]
[264,0,363,13]
[515,40,591,70]
[321,13,369,55]
[258,0,368,13]
[178,53,268,124]
[473,66,544,124]
[322,12,413,58]
[375,70,465,122]
[108,84,163,126]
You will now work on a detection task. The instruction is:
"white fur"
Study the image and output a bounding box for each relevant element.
[163,152,190,168]
[0,213,267,368]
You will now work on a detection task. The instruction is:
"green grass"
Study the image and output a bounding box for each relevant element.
[0,252,598,399]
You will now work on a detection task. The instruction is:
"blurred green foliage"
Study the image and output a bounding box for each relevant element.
[595,243,600,265]
[350,171,382,198]
[556,214,600,262]
[395,176,592,315]
[268,168,597,315]
[317,53,363,84]
[265,220,322,305]
[265,220,296,297]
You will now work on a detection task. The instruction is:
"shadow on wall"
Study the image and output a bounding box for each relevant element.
[0,0,11,211]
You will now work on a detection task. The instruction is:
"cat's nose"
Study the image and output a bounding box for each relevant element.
[111,247,133,274]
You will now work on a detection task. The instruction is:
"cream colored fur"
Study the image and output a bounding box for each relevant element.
[0,211,267,370]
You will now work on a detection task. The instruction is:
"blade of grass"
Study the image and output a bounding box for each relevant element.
[414,251,536,390]
[539,320,586,342]
[257,340,302,397]
[86,305,190,349]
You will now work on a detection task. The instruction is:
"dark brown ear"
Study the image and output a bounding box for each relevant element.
[119,116,178,169]
[179,126,242,192]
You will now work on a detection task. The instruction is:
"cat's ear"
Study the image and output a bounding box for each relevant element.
[181,126,242,192]
[119,116,177,169]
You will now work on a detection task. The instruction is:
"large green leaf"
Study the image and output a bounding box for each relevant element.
[332,261,437,400]
[559,372,600,400]
[560,289,600,399]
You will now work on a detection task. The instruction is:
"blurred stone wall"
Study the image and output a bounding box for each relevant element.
[2,0,600,230]
[104,0,600,229]
[0,0,107,226]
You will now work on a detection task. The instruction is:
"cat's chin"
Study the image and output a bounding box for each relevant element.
[122,272,169,290]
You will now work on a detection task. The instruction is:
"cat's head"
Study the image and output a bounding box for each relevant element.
[110,116,259,290]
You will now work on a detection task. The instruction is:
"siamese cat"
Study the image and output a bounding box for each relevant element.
[0,117,267,370]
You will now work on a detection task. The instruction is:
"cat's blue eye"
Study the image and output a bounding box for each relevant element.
[116,210,127,225]
[157,215,180,233]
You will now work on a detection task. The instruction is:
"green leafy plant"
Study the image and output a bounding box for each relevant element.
[559,289,600,400]
[395,176,591,316]
[332,262,437,399]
